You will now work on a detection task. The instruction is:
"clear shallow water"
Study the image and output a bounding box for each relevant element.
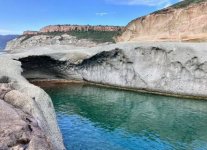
[43,83,207,150]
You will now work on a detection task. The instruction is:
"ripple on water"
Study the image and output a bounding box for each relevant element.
[43,83,207,150]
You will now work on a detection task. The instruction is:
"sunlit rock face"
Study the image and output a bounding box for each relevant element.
[0,98,52,150]
[116,1,207,42]
[74,43,207,97]
[5,34,100,51]
[39,25,124,33]
[0,57,65,150]
[8,42,207,98]
[5,25,124,51]
[23,25,123,36]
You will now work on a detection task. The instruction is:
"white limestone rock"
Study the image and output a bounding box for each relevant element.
[0,56,65,150]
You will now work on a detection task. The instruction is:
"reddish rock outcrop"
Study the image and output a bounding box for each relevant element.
[40,25,124,32]
[23,25,124,35]
[23,31,39,35]
[116,1,207,42]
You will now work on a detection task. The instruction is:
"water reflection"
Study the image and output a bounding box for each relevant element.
[43,83,207,150]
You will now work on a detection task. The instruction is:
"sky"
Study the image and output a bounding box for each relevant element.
[0,0,180,35]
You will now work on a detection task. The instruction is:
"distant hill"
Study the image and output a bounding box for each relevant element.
[0,35,19,51]
[5,25,123,51]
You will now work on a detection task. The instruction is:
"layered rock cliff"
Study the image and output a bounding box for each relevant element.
[5,34,101,51]
[24,25,124,35]
[7,42,207,99]
[116,0,207,42]
[2,41,207,149]
[71,43,207,98]
[6,25,123,51]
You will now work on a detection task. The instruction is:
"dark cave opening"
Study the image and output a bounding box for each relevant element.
[18,56,67,80]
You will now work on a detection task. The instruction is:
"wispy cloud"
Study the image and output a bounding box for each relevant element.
[105,0,178,8]
[0,29,20,35]
[0,29,13,35]
[96,12,109,16]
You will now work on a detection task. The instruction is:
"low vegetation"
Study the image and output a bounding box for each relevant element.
[20,35,33,43]
[153,0,206,14]
[70,30,121,43]
[47,30,122,43]
[170,0,206,9]
[20,30,122,43]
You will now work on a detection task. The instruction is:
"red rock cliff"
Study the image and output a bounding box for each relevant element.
[23,31,38,35]
[23,25,124,35]
[40,25,124,32]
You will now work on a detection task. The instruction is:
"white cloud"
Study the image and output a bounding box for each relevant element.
[105,0,178,7]
[96,12,109,16]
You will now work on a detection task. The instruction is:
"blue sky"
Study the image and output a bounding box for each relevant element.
[0,0,180,35]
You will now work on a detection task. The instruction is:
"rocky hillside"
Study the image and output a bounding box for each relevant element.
[23,25,123,35]
[116,0,207,42]
[0,56,65,149]
[5,34,104,51]
[5,25,123,51]
[40,25,123,33]
[7,42,207,99]
[0,35,19,50]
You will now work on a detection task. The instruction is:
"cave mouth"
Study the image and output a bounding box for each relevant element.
[18,55,67,81]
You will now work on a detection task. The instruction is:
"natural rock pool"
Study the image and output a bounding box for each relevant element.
[42,83,207,150]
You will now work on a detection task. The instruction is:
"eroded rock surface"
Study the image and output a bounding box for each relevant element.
[5,25,123,51]
[39,25,123,33]
[9,42,207,98]
[74,43,207,98]
[0,57,65,150]
[116,1,207,42]
[22,25,123,35]
[1,42,207,148]
[5,34,101,51]
[0,83,52,150]
[0,99,51,150]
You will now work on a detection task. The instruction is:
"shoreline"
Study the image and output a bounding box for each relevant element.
[30,79,207,101]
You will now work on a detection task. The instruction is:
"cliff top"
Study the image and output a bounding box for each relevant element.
[41,24,124,28]
[17,24,124,45]
[23,25,124,35]
[125,0,205,29]
[170,0,206,9]
[128,0,206,26]
[152,0,206,14]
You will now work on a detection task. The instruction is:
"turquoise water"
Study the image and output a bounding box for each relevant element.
[43,83,207,150]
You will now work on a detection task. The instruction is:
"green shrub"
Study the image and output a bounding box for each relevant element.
[20,35,33,43]
[45,30,121,43]
[21,30,121,43]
